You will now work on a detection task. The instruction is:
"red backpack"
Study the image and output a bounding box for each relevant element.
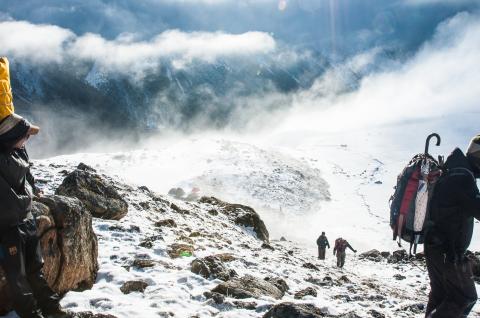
[389,134,443,255]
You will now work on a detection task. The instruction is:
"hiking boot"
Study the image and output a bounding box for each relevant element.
[40,301,69,318]
[30,309,47,318]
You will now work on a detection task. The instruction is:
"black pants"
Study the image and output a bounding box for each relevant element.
[0,221,59,318]
[425,244,477,318]
[318,247,326,260]
[336,251,346,268]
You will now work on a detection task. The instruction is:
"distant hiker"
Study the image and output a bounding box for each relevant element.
[316,232,330,260]
[0,57,65,318]
[333,237,356,268]
[424,136,480,318]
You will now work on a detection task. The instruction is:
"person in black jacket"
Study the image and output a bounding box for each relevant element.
[424,135,480,318]
[0,114,65,318]
[316,232,330,260]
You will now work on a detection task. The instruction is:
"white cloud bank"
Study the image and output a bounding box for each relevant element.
[276,12,480,132]
[0,20,276,72]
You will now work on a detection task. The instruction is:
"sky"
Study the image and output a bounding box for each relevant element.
[0,0,479,156]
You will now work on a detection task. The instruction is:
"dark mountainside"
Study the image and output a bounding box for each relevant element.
[9,49,395,157]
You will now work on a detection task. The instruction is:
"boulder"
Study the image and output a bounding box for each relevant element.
[302,263,319,271]
[167,243,194,258]
[263,303,326,318]
[155,219,177,227]
[212,275,284,299]
[294,287,317,299]
[203,291,225,304]
[56,168,128,220]
[120,281,149,294]
[0,195,98,313]
[191,256,237,281]
[359,249,382,262]
[200,197,269,242]
[388,249,408,264]
[264,277,289,293]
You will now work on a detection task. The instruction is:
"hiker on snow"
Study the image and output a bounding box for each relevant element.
[316,231,330,260]
[333,237,356,268]
[424,135,480,318]
[0,57,65,318]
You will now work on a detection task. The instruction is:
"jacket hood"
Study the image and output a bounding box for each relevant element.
[444,148,473,171]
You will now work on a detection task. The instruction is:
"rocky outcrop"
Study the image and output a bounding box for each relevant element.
[211,275,284,299]
[0,195,98,312]
[199,197,269,242]
[56,165,128,220]
[191,256,237,281]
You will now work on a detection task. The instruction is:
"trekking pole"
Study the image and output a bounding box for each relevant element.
[424,133,441,155]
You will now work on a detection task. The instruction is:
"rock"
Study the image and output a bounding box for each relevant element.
[280,237,287,241]
[380,251,391,258]
[233,301,257,310]
[302,263,319,271]
[56,169,128,220]
[393,274,406,280]
[212,275,284,299]
[139,235,164,249]
[72,312,118,318]
[388,249,408,264]
[0,195,98,313]
[77,162,96,172]
[263,302,327,318]
[397,303,425,314]
[261,242,275,251]
[368,309,385,318]
[120,280,149,294]
[191,256,237,281]
[155,219,177,227]
[168,187,186,199]
[359,249,383,262]
[264,277,289,293]
[208,209,219,216]
[133,259,156,269]
[168,243,194,258]
[203,291,225,304]
[215,253,236,262]
[294,287,317,299]
[199,197,269,242]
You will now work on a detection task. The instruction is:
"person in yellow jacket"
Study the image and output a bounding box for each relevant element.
[0,57,15,121]
[0,58,67,317]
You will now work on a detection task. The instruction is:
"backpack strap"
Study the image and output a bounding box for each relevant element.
[448,167,475,182]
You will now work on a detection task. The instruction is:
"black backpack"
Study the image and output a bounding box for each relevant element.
[389,134,443,255]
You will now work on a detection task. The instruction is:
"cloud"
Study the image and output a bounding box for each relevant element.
[0,20,276,73]
[0,20,74,63]
[70,29,275,71]
[276,12,480,133]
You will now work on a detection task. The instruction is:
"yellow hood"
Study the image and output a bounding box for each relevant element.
[0,57,15,121]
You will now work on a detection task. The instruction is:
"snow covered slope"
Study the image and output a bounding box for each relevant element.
[2,158,476,318]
